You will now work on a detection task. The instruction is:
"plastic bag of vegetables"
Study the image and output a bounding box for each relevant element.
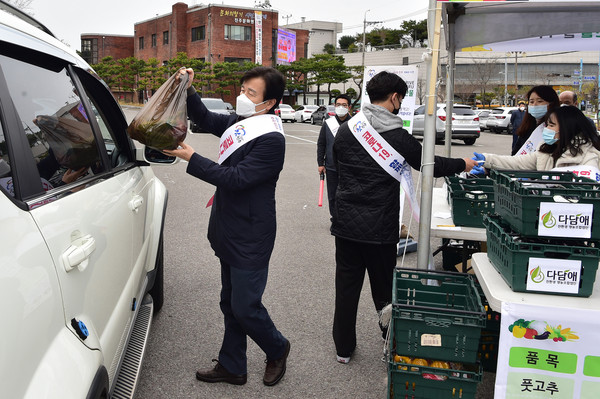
[127,70,189,150]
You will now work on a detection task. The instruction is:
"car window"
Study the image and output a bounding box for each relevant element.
[414,105,425,115]
[452,107,476,116]
[0,121,13,197]
[203,99,227,110]
[297,106,304,111]
[491,109,504,114]
[0,53,103,197]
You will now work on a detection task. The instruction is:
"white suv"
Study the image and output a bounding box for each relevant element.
[412,104,480,145]
[0,3,171,398]
[486,106,519,134]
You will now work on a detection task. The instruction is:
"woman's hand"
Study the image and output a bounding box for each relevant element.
[163,141,195,162]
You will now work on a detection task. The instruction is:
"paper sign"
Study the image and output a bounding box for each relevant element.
[420,334,442,347]
[526,257,582,294]
[538,202,593,239]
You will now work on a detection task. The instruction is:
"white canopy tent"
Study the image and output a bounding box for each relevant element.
[416,0,600,270]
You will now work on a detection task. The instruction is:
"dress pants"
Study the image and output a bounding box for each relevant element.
[332,236,397,357]
[325,169,338,218]
[218,260,287,375]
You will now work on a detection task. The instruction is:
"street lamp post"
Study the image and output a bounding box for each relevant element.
[361,10,370,73]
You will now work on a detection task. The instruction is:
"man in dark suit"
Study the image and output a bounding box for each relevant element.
[165,67,290,387]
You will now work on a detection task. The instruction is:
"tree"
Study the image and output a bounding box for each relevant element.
[399,19,428,47]
[348,65,365,108]
[323,43,335,55]
[462,56,500,107]
[345,87,357,99]
[311,54,352,104]
[339,36,356,51]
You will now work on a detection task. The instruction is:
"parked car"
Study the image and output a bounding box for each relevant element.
[412,103,480,145]
[476,109,492,131]
[294,105,319,123]
[0,4,171,398]
[311,105,336,125]
[276,103,295,122]
[486,107,518,134]
[190,98,230,132]
[224,102,235,114]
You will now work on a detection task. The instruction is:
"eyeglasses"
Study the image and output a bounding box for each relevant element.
[334,103,349,108]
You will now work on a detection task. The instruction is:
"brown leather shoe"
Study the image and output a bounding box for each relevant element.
[263,340,291,386]
[196,359,247,385]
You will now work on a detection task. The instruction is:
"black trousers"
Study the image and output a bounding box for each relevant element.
[332,236,397,356]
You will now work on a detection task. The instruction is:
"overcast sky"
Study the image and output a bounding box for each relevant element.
[27,0,428,51]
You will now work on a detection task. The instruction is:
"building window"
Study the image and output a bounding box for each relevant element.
[81,38,98,64]
[192,26,206,42]
[163,31,169,45]
[402,56,409,65]
[151,34,157,47]
[139,36,144,50]
[224,25,251,41]
[224,57,251,65]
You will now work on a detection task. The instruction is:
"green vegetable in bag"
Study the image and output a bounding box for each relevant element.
[127,70,189,150]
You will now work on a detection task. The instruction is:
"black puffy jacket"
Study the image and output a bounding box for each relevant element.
[331,123,465,244]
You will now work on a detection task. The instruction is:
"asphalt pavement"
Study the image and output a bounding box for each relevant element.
[127,110,511,399]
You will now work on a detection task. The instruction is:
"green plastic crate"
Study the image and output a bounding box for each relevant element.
[491,169,600,238]
[474,280,501,333]
[484,214,600,297]
[392,268,486,363]
[477,331,499,373]
[387,358,482,399]
[444,176,495,228]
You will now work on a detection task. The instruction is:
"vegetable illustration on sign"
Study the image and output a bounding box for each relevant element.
[508,319,579,342]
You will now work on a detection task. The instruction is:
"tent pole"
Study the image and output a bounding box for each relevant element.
[417,0,442,270]
[444,20,455,157]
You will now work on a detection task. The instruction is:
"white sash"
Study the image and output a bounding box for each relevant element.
[218,114,284,164]
[346,112,420,221]
[515,123,544,156]
[325,117,340,137]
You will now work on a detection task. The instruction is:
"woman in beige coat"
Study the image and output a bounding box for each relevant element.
[472,106,600,172]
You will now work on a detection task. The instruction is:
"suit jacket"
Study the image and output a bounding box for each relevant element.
[186,93,286,269]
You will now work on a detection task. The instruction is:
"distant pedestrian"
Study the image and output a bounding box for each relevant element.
[317,94,352,218]
[510,100,527,150]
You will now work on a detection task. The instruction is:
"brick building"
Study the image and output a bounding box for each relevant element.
[133,2,309,66]
[80,34,134,64]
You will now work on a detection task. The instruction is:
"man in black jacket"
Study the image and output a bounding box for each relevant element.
[316,94,352,218]
[165,67,290,387]
[331,71,478,363]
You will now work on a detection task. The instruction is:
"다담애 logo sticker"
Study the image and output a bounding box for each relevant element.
[527,257,582,294]
[537,202,593,239]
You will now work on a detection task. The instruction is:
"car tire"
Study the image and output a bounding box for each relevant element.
[148,234,164,314]
[463,138,476,145]
[311,117,315,125]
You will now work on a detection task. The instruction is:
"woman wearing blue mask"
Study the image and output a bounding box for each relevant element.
[511,85,560,155]
[472,106,600,172]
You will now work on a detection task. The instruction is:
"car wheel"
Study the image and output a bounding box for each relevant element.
[148,234,164,314]
[311,117,315,125]
[463,138,476,145]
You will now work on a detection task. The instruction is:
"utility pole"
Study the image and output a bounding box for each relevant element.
[515,52,518,100]
[361,9,370,73]
[282,14,291,26]
[504,57,508,106]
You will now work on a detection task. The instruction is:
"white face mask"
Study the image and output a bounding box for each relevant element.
[519,106,525,111]
[335,106,348,117]
[236,93,268,117]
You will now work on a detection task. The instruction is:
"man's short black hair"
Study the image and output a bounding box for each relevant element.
[240,67,285,113]
[334,94,351,107]
[366,71,408,103]
[572,92,578,103]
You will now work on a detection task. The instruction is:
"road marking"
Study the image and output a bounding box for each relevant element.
[285,134,317,144]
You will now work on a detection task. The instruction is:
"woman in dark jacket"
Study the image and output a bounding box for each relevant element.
[512,85,560,155]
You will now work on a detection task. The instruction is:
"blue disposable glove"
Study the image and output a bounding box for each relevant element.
[471,165,486,175]
[472,152,485,163]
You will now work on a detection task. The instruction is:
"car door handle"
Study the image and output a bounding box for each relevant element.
[62,234,96,272]
[129,195,144,212]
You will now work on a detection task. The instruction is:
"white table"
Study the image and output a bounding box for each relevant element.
[430,187,487,241]
[471,252,600,312]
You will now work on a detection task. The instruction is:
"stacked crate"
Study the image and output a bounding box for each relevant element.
[387,268,486,399]
[445,176,495,228]
[484,170,600,297]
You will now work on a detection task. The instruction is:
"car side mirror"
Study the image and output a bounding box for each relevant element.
[143,147,178,164]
